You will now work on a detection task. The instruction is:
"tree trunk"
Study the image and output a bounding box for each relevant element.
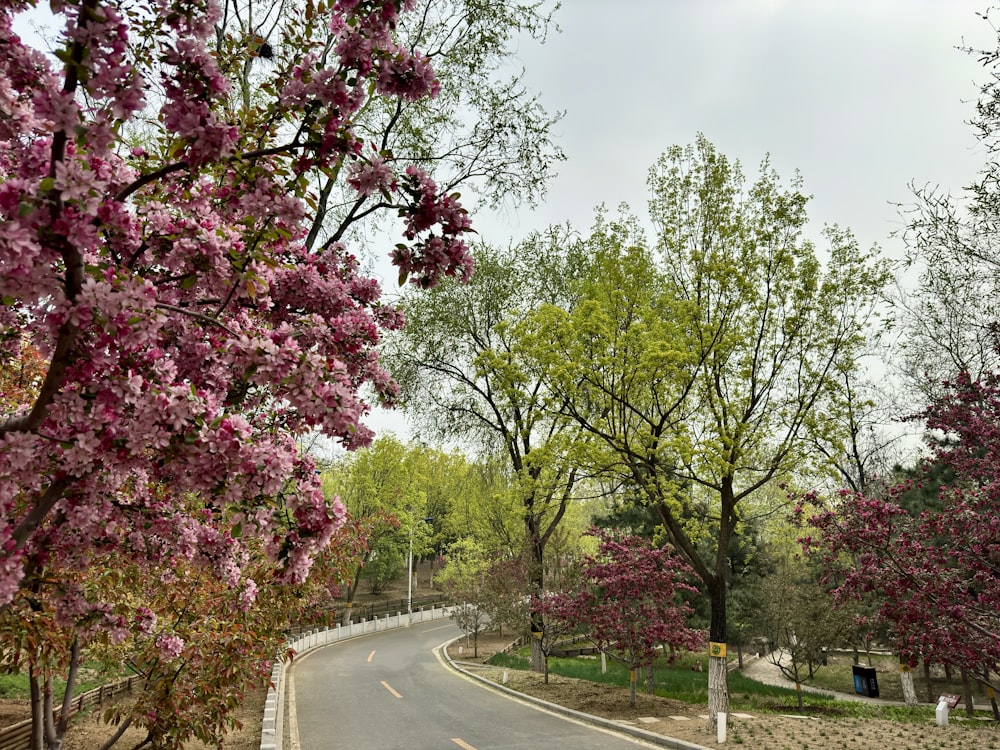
[29,670,43,750]
[708,655,729,723]
[530,628,544,673]
[526,496,547,674]
[706,574,729,730]
[924,659,934,704]
[900,667,918,706]
[42,674,65,750]
[629,669,637,708]
[962,668,974,716]
[852,644,860,665]
[342,565,365,625]
[736,641,744,670]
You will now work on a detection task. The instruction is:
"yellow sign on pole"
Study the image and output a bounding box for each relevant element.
[709,642,727,658]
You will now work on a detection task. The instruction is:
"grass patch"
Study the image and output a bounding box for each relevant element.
[488,651,530,670]
[0,665,116,700]
[802,650,990,707]
[486,647,980,723]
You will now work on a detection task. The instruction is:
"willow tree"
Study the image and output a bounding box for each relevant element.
[209,0,565,253]
[382,233,591,669]
[529,135,890,727]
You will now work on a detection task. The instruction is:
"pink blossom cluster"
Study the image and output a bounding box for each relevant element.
[392,166,474,288]
[805,370,1000,671]
[156,633,185,660]
[0,0,473,650]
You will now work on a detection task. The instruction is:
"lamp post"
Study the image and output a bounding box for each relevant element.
[407,516,433,622]
[407,528,414,618]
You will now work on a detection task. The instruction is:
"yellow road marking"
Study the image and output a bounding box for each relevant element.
[450,740,477,750]
[380,680,402,698]
[367,650,376,662]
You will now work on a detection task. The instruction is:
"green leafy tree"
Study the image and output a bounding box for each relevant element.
[323,436,420,617]
[759,556,849,709]
[360,546,406,595]
[528,136,890,726]
[445,453,526,557]
[437,538,491,657]
[384,235,594,670]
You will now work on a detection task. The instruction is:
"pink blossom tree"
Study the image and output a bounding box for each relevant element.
[803,369,1000,688]
[0,0,476,744]
[535,529,704,706]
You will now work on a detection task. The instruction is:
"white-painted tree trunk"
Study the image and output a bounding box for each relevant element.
[707,655,729,730]
[901,668,919,706]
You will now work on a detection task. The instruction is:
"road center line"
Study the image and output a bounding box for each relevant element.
[450,739,477,750]
[367,650,375,662]
[380,680,403,698]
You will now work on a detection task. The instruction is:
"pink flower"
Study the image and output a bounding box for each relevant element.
[156,633,185,660]
[376,49,438,101]
[347,156,395,197]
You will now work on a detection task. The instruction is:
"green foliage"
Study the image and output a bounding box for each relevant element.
[360,548,406,594]
[525,134,889,619]
[488,647,961,722]
[384,235,601,652]
[436,538,489,592]
[324,436,476,599]
[0,669,106,700]
[441,454,526,558]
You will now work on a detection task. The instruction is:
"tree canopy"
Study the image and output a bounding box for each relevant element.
[526,135,889,725]
[0,0,564,744]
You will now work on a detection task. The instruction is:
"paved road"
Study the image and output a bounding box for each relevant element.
[288,621,662,750]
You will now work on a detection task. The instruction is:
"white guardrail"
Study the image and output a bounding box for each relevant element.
[260,605,456,750]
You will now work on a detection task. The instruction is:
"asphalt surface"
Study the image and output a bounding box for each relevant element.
[287,621,668,750]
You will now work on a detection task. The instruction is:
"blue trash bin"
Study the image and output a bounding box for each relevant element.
[851,665,879,697]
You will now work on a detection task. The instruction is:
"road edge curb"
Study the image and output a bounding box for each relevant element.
[437,637,715,750]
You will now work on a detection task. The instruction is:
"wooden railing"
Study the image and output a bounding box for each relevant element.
[0,675,140,750]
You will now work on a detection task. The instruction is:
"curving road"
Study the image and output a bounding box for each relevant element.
[287,620,661,749]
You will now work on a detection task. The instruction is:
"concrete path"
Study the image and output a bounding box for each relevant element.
[739,650,908,705]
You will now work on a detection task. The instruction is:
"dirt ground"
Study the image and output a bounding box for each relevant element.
[447,633,1000,750]
[0,687,265,750]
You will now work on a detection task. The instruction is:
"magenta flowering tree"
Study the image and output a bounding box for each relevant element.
[0,0,476,743]
[803,369,1000,685]
[536,529,704,706]
[0,0,473,601]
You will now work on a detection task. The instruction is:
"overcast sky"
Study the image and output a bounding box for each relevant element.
[475,0,992,251]
[372,0,998,440]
